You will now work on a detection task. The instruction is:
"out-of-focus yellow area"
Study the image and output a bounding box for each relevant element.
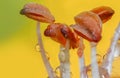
[0,0,120,78]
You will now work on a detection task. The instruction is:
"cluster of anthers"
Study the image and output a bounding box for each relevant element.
[20,2,120,78]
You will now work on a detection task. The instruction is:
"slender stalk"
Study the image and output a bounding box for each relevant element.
[59,39,70,78]
[36,22,57,78]
[90,42,100,78]
[114,41,120,58]
[78,38,88,78]
[99,67,110,78]
[86,64,110,78]
[79,54,88,78]
[102,22,120,75]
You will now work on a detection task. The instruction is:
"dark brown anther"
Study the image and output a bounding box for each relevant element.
[44,23,67,46]
[61,25,73,39]
[91,6,114,23]
[61,25,80,49]
[44,23,80,49]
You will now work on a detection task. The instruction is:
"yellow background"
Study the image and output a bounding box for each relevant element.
[0,0,120,78]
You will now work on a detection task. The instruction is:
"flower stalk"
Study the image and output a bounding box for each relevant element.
[59,39,71,78]
[36,22,57,78]
[77,38,88,78]
[102,22,120,75]
[90,42,100,78]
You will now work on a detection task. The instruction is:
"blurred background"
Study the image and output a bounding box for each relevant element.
[0,0,120,78]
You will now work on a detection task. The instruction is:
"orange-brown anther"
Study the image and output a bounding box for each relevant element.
[91,6,114,23]
[44,23,80,49]
[44,23,66,46]
[72,11,102,42]
[20,3,55,23]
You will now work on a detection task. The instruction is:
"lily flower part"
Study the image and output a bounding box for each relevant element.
[20,2,55,23]
[91,6,114,23]
[72,11,102,42]
[44,23,80,49]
